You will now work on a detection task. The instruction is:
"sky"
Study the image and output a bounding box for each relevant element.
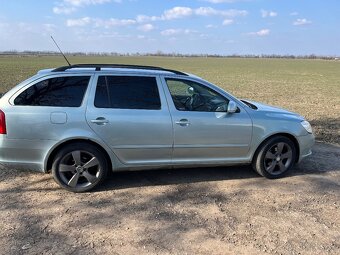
[0,0,339,55]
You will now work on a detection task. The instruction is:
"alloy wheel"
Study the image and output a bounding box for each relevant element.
[58,150,101,188]
[264,142,293,175]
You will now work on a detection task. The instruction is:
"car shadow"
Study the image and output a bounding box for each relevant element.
[98,165,258,191]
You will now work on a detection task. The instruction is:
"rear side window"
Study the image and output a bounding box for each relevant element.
[14,76,90,107]
[94,76,161,110]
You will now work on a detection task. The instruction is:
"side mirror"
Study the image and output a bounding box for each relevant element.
[187,87,195,95]
[227,101,238,113]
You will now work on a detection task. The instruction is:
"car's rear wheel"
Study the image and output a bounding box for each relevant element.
[52,143,108,192]
[252,136,296,178]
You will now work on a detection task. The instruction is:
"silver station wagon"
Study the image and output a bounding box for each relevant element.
[0,64,314,192]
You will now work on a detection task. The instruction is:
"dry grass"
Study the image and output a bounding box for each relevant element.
[0,55,339,144]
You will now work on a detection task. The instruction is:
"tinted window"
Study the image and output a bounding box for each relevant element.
[166,78,229,112]
[14,76,90,107]
[95,76,161,110]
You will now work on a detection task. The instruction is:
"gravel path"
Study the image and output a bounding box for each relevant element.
[1,142,339,255]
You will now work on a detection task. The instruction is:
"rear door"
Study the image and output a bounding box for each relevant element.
[86,74,173,165]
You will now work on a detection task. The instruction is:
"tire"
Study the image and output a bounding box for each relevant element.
[252,136,296,179]
[52,142,108,192]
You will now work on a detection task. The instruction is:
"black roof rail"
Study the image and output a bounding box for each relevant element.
[52,64,188,76]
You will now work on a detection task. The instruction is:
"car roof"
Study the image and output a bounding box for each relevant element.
[37,64,191,77]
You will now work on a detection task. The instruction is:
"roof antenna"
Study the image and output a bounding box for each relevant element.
[50,36,71,66]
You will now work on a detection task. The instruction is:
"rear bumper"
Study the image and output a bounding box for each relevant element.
[297,133,315,163]
[0,137,54,173]
[0,162,44,172]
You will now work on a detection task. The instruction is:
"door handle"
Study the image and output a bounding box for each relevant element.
[175,119,190,127]
[91,117,109,125]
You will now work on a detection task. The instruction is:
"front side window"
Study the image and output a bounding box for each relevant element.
[94,76,161,110]
[165,78,229,112]
[14,76,90,107]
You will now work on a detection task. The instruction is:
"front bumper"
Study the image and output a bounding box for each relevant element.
[296,133,315,163]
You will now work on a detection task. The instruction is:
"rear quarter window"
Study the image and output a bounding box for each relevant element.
[14,76,90,107]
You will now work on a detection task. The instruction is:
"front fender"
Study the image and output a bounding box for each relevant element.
[248,115,308,160]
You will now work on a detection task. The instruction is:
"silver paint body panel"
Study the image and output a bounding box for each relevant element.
[0,68,314,173]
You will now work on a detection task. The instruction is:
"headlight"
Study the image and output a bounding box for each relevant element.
[301,120,313,134]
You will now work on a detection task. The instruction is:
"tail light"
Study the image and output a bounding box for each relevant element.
[0,110,6,134]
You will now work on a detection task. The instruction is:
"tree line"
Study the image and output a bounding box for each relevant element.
[0,50,338,60]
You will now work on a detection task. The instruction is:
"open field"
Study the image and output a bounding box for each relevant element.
[0,55,339,144]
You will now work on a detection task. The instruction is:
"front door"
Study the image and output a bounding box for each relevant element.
[162,77,252,164]
[86,74,173,165]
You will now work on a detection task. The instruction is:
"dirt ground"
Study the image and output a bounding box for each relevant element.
[0,142,339,255]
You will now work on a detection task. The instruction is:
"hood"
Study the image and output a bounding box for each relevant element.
[241,99,304,121]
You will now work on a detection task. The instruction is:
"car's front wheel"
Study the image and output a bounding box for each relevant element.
[252,136,296,178]
[52,143,108,192]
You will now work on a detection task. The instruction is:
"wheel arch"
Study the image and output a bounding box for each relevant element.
[252,133,300,163]
[45,138,113,173]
